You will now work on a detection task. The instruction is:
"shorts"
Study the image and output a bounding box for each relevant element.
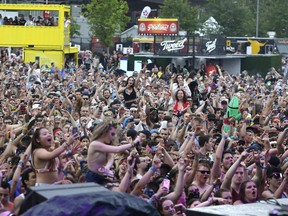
[85,169,109,185]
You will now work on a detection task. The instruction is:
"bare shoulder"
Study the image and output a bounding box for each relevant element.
[89,141,105,150]
[33,148,49,156]
[90,141,103,146]
[233,200,243,205]
[261,190,273,199]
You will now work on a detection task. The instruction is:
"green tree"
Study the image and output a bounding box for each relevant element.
[70,17,81,39]
[82,0,130,48]
[257,0,288,38]
[204,0,255,37]
[160,0,200,35]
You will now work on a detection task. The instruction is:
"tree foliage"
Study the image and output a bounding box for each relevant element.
[204,0,288,37]
[258,0,288,38]
[70,17,81,39]
[82,0,130,47]
[159,0,200,35]
[204,0,255,37]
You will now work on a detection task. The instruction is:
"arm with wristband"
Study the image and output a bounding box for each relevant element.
[36,133,77,161]
[10,144,31,199]
[131,155,161,196]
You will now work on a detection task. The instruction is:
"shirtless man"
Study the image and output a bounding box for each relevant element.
[86,121,140,185]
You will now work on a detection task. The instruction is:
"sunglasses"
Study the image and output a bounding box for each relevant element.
[198,170,210,175]
[272,173,283,179]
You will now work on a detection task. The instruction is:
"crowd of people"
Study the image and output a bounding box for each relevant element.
[0,14,57,26]
[0,47,287,215]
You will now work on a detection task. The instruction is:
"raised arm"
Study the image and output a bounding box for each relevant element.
[221,151,249,190]
[10,145,31,199]
[262,91,276,116]
[185,145,199,186]
[131,155,161,196]
[117,152,136,193]
[277,127,287,154]
[89,138,139,154]
[35,134,77,161]
[163,158,187,203]
[211,135,228,182]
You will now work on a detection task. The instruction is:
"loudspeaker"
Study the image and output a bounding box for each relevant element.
[186,198,288,216]
[19,183,106,215]
[20,183,160,216]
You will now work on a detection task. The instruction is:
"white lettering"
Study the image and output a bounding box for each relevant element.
[226,46,235,52]
[147,24,169,32]
[206,39,217,53]
[161,38,187,52]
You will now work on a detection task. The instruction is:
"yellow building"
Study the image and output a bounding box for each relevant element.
[0,4,78,67]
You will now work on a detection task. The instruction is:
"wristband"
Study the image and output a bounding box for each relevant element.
[18,161,25,169]
[149,166,158,173]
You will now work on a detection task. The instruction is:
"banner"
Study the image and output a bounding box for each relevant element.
[140,6,151,18]
[138,18,178,35]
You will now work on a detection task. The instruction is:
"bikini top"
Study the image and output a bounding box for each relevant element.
[32,150,59,173]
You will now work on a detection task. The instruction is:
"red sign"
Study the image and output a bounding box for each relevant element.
[138,18,178,35]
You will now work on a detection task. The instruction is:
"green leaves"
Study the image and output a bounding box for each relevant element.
[160,0,200,34]
[70,17,80,39]
[204,0,288,37]
[82,0,130,47]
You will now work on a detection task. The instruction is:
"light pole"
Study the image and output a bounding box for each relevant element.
[256,0,259,37]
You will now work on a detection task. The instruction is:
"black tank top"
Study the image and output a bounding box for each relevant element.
[123,88,136,108]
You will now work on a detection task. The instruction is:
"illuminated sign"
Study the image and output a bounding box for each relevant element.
[138,18,178,35]
[161,38,187,51]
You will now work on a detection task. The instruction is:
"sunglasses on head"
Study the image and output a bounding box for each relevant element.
[198,170,210,175]
[272,172,283,179]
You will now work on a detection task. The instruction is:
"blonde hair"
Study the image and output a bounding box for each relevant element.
[92,119,117,141]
